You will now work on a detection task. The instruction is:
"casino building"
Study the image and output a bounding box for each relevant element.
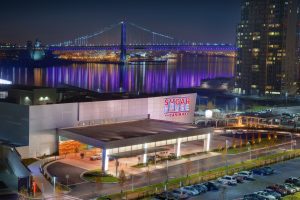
[0,86,212,172]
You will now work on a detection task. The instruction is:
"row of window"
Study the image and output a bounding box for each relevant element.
[108,134,207,154]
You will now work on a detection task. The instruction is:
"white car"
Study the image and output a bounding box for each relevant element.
[235,171,254,180]
[217,175,237,185]
[254,191,277,200]
[180,186,199,196]
[90,154,102,161]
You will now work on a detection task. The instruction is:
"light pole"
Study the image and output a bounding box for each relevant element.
[225,140,228,175]
[290,133,293,150]
[285,92,288,108]
[53,176,56,194]
[131,174,134,191]
[247,142,252,160]
[235,97,238,112]
[166,160,169,183]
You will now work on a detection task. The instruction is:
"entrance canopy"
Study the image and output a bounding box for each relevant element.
[58,119,212,149]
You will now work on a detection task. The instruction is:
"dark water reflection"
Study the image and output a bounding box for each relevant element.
[0,54,235,94]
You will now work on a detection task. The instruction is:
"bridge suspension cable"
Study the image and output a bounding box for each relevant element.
[128,22,174,40]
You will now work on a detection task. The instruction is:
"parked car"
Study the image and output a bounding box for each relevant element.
[252,167,274,176]
[154,192,176,200]
[192,184,207,193]
[203,181,219,191]
[263,189,282,199]
[233,175,244,183]
[217,175,237,185]
[267,184,288,196]
[171,189,189,199]
[254,191,277,200]
[243,193,267,200]
[285,177,300,186]
[90,154,102,161]
[285,183,300,192]
[180,186,199,196]
[235,171,255,180]
[281,184,296,194]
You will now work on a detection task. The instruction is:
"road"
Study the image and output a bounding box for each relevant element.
[68,143,294,200]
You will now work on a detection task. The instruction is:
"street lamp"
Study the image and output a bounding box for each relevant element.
[225,140,228,175]
[53,176,56,194]
[290,132,293,150]
[247,142,252,160]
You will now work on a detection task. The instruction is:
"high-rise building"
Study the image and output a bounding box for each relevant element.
[235,0,300,96]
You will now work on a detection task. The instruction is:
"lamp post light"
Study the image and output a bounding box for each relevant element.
[131,174,134,191]
[247,142,252,160]
[53,176,56,194]
[290,132,293,150]
[225,140,228,175]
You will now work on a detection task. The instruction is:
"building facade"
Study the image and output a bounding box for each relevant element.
[235,0,300,96]
[0,93,197,158]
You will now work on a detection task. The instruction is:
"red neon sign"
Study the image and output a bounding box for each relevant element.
[164,97,190,117]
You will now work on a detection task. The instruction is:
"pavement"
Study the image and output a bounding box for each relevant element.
[191,157,300,200]
[41,133,300,200]
[28,159,55,199]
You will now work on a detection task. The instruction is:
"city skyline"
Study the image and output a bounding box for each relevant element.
[0,0,241,44]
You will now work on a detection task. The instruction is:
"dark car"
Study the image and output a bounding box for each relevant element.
[155,192,176,200]
[267,184,288,196]
[233,175,245,183]
[285,177,300,186]
[243,193,266,200]
[203,181,219,191]
[264,189,282,200]
[252,167,274,176]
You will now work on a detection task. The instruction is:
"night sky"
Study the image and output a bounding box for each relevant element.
[0,0,241,45]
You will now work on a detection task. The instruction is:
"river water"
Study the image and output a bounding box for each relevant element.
[0,54,235,94]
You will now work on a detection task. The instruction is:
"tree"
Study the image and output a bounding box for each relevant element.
[251,133,255,145]
[119,170,127,198]
[207,101,215,110]
[258,132,262,143]
[185,158,193,178]
[232,134,236,148]
[146,165,151,186]
[119,169,126,187]
[239,135,243,148]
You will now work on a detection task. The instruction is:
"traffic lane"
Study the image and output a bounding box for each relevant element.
[47,162,87,185]
[191,158,300,200]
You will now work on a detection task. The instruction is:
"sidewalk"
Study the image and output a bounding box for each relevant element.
[109,152,220,175]
[28,160,55,199]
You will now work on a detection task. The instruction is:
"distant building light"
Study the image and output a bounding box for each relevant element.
[39,97,44,101]
[205,110,213,119]
[0,79,12,85]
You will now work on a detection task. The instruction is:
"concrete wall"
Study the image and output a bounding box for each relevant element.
[0,102,29,146]
[79,98,149,122]
[3,93,196,158]
[79,93,196,124]
[27,103,78,157]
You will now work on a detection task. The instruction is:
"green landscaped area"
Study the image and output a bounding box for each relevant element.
[82,170,119,183]
[283,192,300,200]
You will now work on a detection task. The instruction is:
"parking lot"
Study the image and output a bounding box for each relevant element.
[190,158,300,199]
